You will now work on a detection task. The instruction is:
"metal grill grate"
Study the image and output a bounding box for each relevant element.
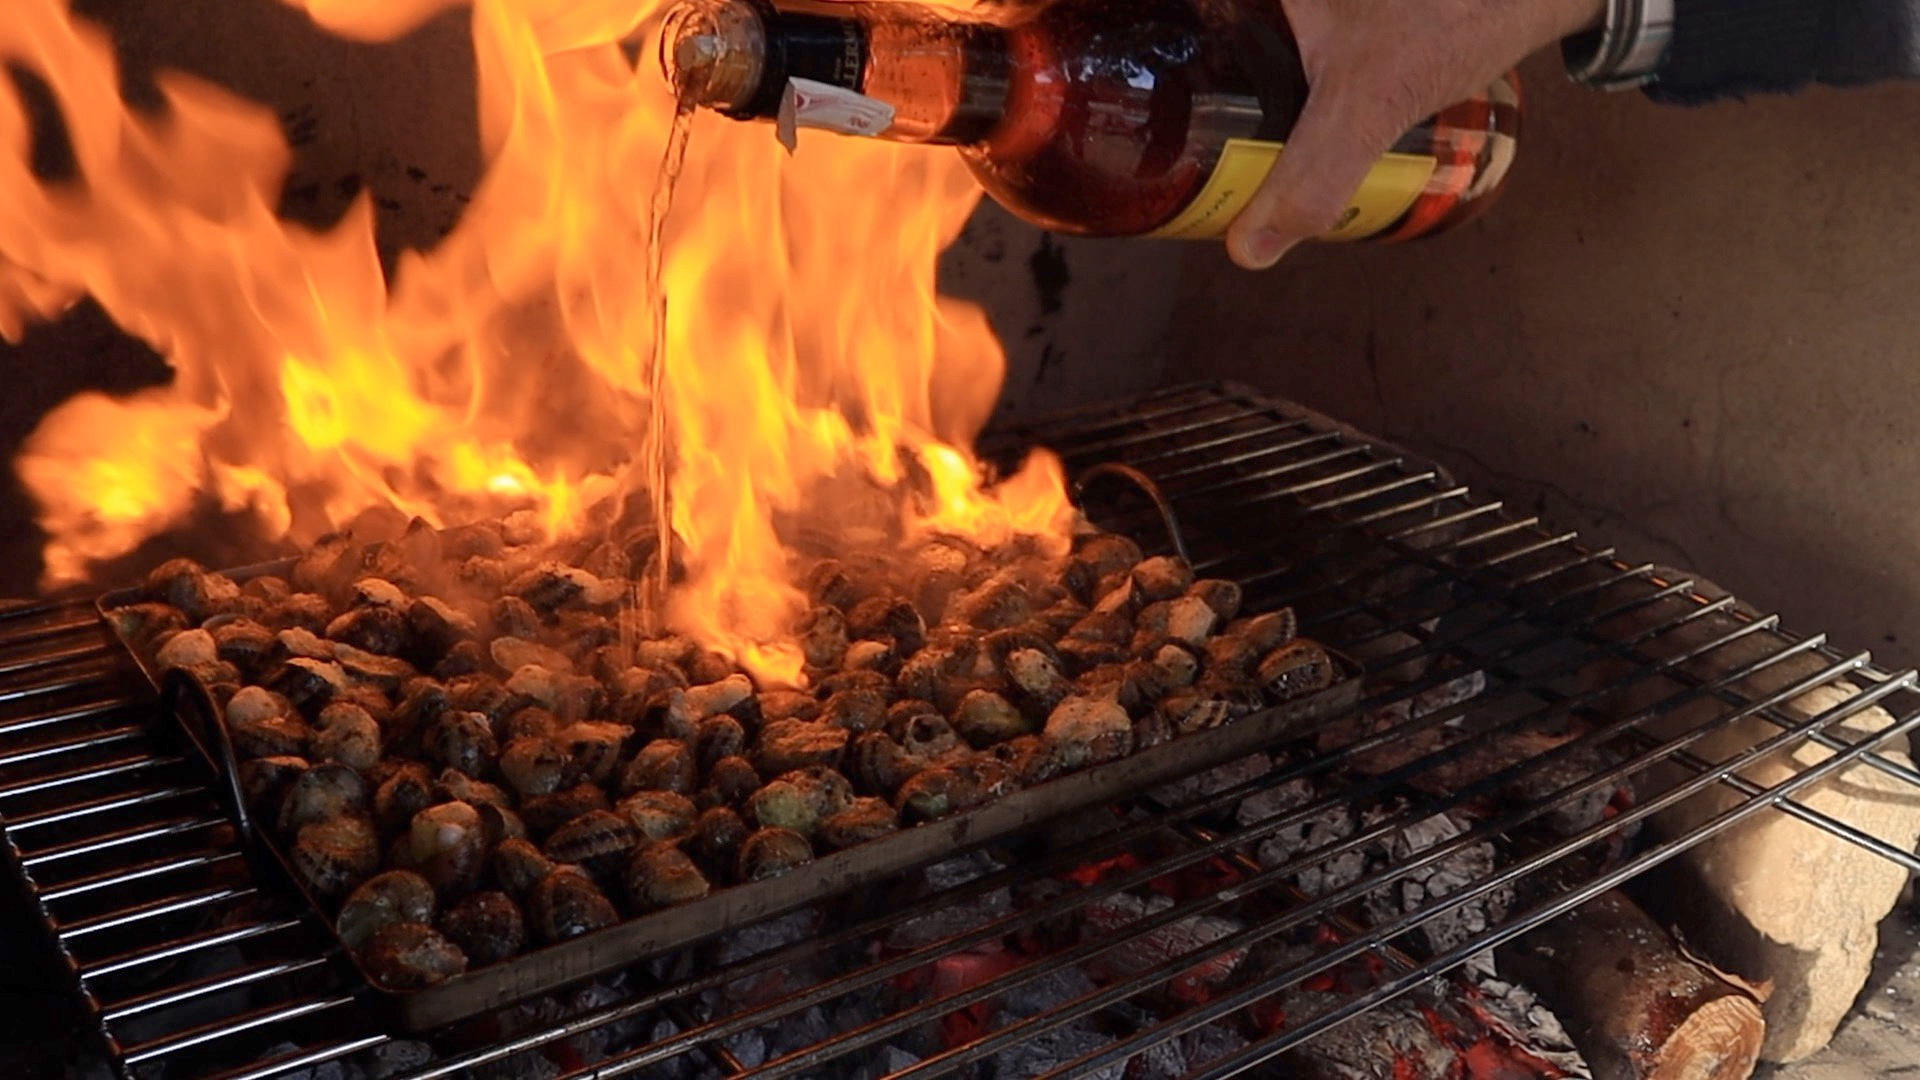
[2,380,1916,1079]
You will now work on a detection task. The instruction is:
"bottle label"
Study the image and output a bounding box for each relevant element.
[783,77,898,138]
[1148,138,1438,241]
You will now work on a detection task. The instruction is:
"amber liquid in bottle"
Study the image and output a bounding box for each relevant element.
[657,0,1522,242]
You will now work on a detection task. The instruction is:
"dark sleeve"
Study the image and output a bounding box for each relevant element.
[1646,1,1920,104]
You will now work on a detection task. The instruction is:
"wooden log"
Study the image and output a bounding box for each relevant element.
[1498,889,1764,1080]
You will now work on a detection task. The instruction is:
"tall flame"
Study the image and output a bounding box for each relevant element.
[0,0,1071,680]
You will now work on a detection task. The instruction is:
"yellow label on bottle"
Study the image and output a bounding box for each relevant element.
[1148,138,1438,241]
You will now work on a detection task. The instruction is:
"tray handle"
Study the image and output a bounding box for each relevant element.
[1072,463,1192,565]
[161,669,255,843]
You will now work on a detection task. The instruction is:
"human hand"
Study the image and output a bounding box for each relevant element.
[1226,0,1605,269]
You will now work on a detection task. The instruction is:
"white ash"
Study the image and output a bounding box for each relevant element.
[1466,970,1592,1079]
[1147,752,1272,809]
[1236,775,1314,828]
[1081,892,1246,988]
[469,1050,562,1080]
[1179,1023,1251,1074]
[627,1016,703,1080]
[923,849,1008,891]
[991,1022,1126,1080]
[995,963,1100,1020]
[994,962,1100,1021]
[762,1004,834,1060]
[1360,810,1510,960]
[1105,1001,1187,1078]
[875,1044,922,1073]
[1250,793,1365,897]
[560,977,648,1063]
[716,909,820,965]
[258,1043,354,1080]
[719,1028,768,1070]
[1413,670,1486,718]
[1314,669,1488,777]
[888,851,1014,950]
[1280,991,1457,1080]
[362,1040,432,1080]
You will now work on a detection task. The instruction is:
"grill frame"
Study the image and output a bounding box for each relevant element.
[0,379,1910,1079]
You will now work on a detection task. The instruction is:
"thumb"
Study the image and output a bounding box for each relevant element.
[1225,79,1404,270]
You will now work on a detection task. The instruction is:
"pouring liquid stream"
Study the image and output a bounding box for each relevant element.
[639,95,697,637]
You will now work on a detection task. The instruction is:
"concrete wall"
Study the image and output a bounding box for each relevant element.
[1172,54,1920,657]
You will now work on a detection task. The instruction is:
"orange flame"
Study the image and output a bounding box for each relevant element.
[0,0,1071,683]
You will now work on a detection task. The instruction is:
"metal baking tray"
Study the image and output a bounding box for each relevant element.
[99,561,1364,1032]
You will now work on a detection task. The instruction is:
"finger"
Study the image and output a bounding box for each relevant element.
[1226,77,1405,270]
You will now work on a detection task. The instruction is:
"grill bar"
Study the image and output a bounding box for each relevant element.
[2,383,1917,1080]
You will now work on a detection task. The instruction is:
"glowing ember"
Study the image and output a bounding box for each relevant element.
[0,0,1070,680]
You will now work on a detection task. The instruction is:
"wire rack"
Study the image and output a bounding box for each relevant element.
[0,380,1915,1079]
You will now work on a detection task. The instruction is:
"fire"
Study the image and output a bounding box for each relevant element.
[0,0,1071,681]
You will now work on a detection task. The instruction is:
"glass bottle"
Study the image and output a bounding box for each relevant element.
[655,0,1522,242]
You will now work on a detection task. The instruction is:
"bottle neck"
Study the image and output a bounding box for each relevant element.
[661,0,1011,146]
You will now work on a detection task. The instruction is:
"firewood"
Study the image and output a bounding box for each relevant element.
[1497,889,1764,1080]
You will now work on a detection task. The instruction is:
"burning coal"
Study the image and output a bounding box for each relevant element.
[0,0,1066,676]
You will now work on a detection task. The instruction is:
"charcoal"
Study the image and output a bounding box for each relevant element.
[992,1023,1125,1080]
[1081,891,1246,989]
[891,712,961,760]
[1246,781,1365,897]
[887,851,1012,949]
[363,1039,435,1080]
[1360,810,1510,958]
[1148,752,1271,809]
